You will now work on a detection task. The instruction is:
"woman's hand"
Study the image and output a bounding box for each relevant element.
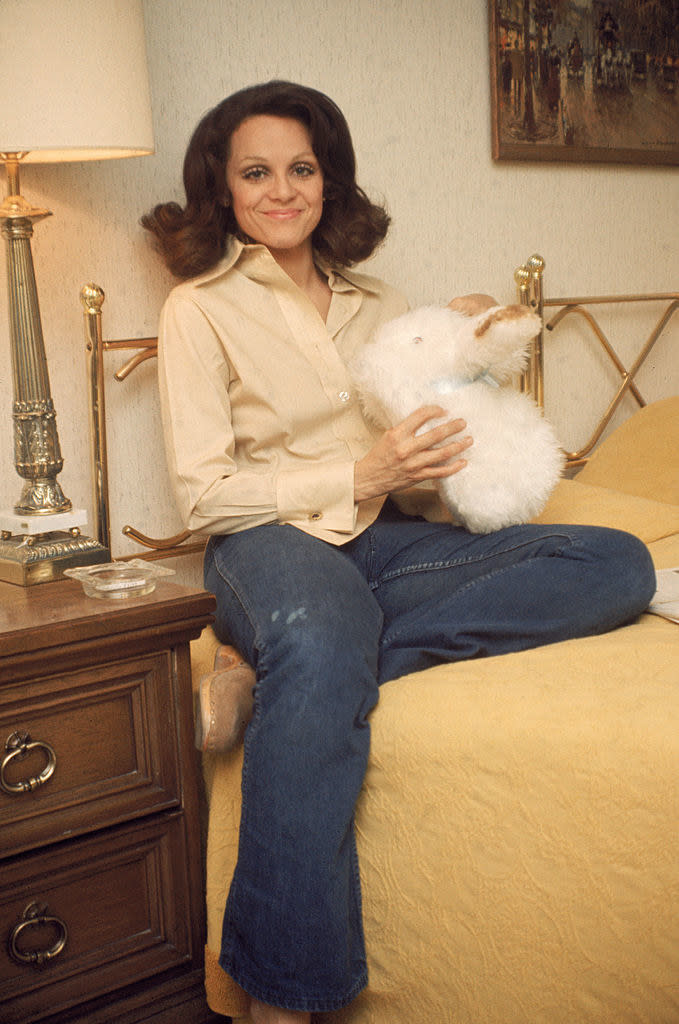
[354,406,472,502]
[447,293,498,316]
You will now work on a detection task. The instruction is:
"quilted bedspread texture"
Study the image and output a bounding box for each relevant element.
[192,397,679,1024]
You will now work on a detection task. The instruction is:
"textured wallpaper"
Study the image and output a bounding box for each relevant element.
[1,0,677,586]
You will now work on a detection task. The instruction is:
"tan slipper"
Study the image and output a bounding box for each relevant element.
[195,645,256,753]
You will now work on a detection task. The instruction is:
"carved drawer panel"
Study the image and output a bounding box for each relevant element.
[0,812,193,1023]
[0,653,181,857]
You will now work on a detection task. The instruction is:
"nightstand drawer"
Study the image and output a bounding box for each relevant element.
[0,653,181,857]
[0,813,194,1023]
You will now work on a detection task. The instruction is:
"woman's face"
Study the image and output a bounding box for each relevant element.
[225,115,324,259]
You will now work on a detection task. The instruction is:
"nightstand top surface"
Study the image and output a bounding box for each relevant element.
[0,578,215,660]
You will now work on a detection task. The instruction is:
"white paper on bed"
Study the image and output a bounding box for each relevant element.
[649,567,679,624]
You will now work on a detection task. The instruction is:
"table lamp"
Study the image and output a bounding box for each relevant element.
[0,0,154,585]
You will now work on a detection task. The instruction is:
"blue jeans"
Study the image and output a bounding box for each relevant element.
[204,502,655,1012]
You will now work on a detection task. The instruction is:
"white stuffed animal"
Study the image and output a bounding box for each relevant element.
[350,303,564,534]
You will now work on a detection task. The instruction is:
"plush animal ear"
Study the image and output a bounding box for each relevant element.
[474,304,536,339]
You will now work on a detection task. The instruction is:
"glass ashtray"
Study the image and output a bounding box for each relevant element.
[64,560,175,599]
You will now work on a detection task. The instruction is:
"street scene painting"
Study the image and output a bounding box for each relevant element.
[490,0,679,163]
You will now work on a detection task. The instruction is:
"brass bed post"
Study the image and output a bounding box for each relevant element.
[79,283,204,563]
[515,254,545,407]
[81,284,111,553]
[514,254,678,466]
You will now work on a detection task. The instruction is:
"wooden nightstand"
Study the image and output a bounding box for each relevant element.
[0,577,217,1024]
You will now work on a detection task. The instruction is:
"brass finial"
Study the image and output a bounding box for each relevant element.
[80,283,105,314]
[527,254,545,279]
[514,265,530,294]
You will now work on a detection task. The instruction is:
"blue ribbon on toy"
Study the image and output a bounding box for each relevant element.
[431,370,500,394]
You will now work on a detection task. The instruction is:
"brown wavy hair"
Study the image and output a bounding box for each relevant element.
[141,80,391,279]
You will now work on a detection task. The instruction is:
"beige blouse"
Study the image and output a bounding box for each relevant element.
[157,240,409,544]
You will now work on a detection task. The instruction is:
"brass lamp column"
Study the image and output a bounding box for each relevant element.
[0,156,108,584]
[2,155,70,516]
[0,0,154,585]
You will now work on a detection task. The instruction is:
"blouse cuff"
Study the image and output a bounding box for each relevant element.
[276,461,358,534]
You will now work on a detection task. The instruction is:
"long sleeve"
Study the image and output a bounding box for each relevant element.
[156,244,408,543]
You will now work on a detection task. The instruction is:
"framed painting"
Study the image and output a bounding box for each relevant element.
[490,0,679,164]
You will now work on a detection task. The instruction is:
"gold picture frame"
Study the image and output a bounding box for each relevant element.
[490,0,679,164]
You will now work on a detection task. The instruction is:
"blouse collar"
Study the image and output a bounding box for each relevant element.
[191,238,382,295]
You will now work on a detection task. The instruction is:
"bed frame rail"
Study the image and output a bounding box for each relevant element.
[82,259,678,557]
[515,254,678,465]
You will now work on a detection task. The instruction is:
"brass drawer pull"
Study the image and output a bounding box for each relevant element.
[8,902,68,966]
[1,732,57,794]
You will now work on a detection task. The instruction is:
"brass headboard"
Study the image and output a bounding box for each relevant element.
[82,260,678,558]
[81,283,204,562]
[515,254,678,466]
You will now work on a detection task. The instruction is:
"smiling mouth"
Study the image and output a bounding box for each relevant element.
[262,209,302,219]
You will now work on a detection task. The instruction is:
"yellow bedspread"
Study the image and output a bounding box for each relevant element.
[193,398,679,1023]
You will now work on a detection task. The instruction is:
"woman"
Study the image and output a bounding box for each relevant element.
[143,81,654,1024]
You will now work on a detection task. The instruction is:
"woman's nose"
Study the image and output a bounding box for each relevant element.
[268,173,296,201]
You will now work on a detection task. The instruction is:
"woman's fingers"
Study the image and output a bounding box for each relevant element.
[380,409,472,478]
[354,406,473,501]
[392,406,470,455]
[402,437,472,482]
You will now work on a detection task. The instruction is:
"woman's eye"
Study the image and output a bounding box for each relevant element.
[293,163,316,177]
[240,163,316,182]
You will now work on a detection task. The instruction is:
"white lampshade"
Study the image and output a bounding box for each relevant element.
[0,0,154,163]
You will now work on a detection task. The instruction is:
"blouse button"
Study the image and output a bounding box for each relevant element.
[310,511,323,521]
[338,390,350,403]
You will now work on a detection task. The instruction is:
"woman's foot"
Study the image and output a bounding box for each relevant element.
[249,996,311,1024]
[194,645,255,752]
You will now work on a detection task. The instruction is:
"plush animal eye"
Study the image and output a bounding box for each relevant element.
[412,336,423,344]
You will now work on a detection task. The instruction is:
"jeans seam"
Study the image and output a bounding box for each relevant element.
[373,530,575,587]
[206,537,262,835]
[381,535,579,648]
[209,537,261,635]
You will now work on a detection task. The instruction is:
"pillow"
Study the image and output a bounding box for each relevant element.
[575,397,679,505]
[533,477,679,544]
